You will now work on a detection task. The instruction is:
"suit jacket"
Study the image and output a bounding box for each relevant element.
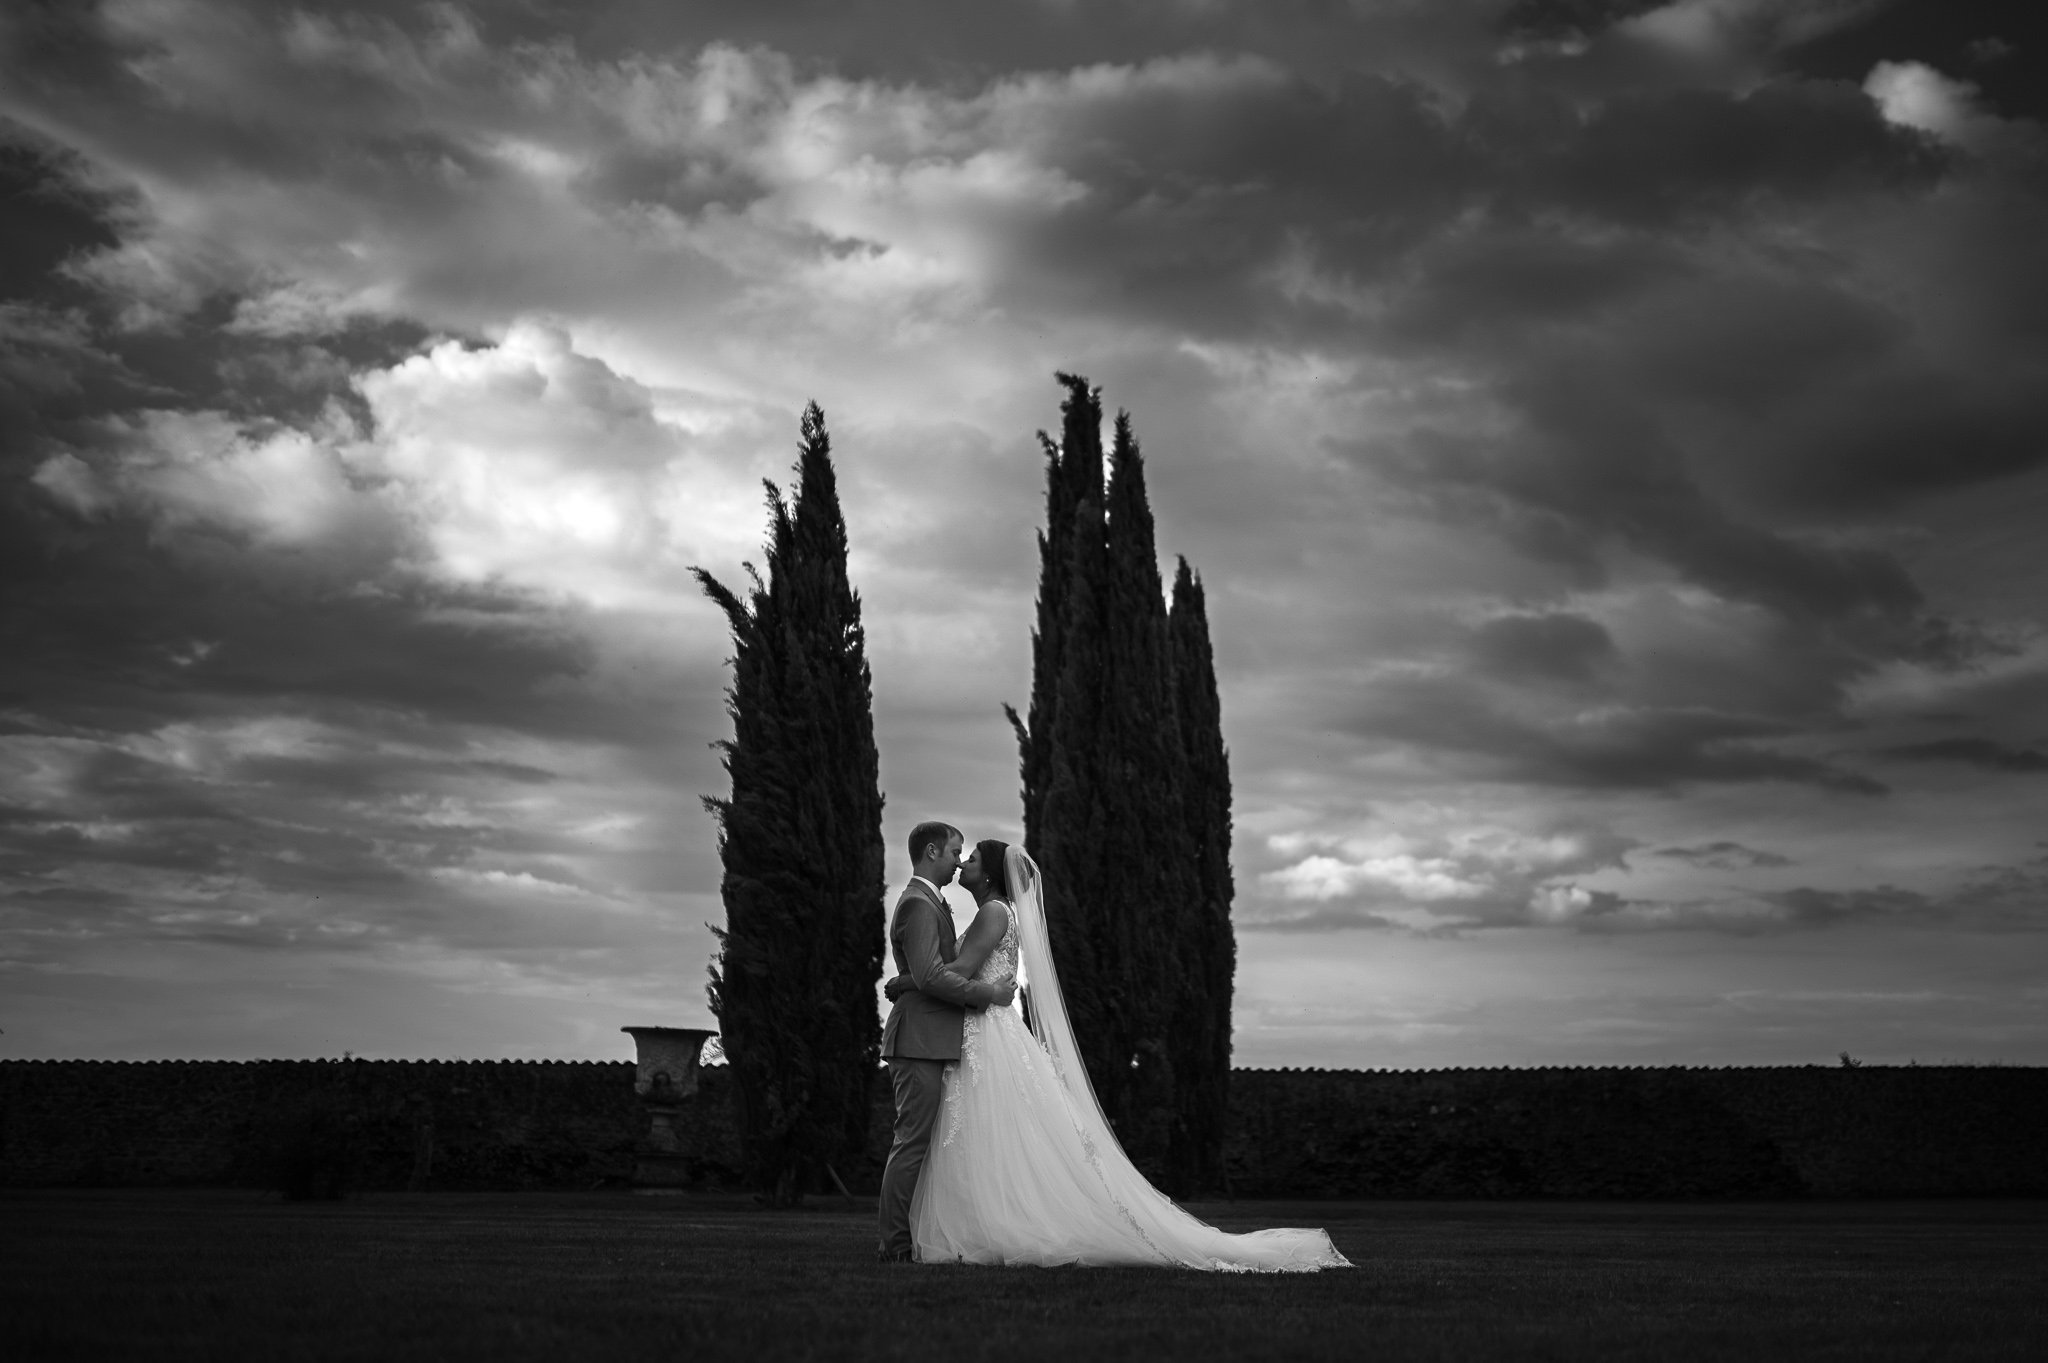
[880,878,997,1061]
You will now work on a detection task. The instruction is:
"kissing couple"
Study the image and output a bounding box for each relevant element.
[875,821,1350,1270]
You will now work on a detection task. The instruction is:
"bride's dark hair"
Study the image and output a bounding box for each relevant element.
[975,839,1011,899]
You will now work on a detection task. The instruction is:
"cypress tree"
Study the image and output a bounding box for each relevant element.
[1009,373,1104,858]
[1007,375,1224,1190]
[1100,412,1199,1189]
[1006,374,1129,1136]
[1169,557,1236,1193]
[694,402,885,1208]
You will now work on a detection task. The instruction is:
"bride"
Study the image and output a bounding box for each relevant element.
[887,838,1350,1271]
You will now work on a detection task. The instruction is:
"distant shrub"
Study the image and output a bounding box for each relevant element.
[270,1091,360,1201]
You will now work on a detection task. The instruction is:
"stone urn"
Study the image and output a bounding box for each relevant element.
[622,1026,716,1100]
[621,1027,715,1188]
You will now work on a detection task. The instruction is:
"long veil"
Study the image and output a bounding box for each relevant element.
[1005,845,1133,1167]
[916,844,1349,1270]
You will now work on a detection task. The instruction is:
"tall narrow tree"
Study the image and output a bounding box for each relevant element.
[1007,375,1228,1191]
[1010,373,1104,859]
[695,402,885,1207]
[1007,374,1128,1134]
[1169,557,1235,1193]
[1098,411,1200,1184]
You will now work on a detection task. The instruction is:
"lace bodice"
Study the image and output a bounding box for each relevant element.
[973,902,1018,985]
[945,902,1019,1149]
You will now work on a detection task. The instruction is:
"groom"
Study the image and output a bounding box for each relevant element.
[877,820,1016,1263]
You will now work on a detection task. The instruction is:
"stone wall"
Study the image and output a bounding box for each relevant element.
[3,1059,2042,1197]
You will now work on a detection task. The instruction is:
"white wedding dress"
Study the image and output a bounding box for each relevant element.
[909,849,1350,1271]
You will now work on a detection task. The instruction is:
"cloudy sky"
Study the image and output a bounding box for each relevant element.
[3,0,2044,1068]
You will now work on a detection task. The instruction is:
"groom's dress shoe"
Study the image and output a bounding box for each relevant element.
[876,1248,915,1264]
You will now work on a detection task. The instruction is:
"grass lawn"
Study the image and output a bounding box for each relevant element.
[3,1190,2042,1361]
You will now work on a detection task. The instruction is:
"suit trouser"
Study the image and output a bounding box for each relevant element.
[877,1056,948,1257]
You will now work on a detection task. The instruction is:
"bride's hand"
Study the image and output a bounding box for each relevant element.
[882,973,913,1002]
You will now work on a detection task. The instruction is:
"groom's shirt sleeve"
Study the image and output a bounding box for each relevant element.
[902,902,995,1009]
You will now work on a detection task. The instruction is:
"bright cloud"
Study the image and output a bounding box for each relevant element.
[1265,852,1490,903]
[1257,822,1634,927]
[348,323,770,609]
[85,409,368,545]
[1864,60,1998,148]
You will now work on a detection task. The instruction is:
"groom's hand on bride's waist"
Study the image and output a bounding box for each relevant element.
[882,973,1014,1008]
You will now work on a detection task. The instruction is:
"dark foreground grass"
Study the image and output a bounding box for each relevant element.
[3,1191,2042,1362]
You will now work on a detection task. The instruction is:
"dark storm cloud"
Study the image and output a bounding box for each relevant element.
[1344,673,1886,793]
[1949,858,2048,930]
[0,139,134,439]
[1482,112,2044,524]
[1654,841,1795,869]
[1381,226,1686,347]
[1527,78,1945,228]
[0,493,605,742]
[1762,883,1944,927]
[962,66,1950,352]
[1567,854,2048,934]
[1612,275,1900,417]
[1467,611,1619,684]
[0,132,439,426]
[1329,54,2043,669]
[2,5,518,194]
[1497,0,1668,42]
[0,669,679,968]
[1757,365,2048,513]
[1377,370,1924,627]
[0,136,120,302]
[890,59,1485,346]
[1878,737,2048,773]
[2,4,755,336]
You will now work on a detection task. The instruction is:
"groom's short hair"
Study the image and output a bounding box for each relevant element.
[908,821,960,865]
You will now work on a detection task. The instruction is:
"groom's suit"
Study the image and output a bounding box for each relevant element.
[877,876,999,1259]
